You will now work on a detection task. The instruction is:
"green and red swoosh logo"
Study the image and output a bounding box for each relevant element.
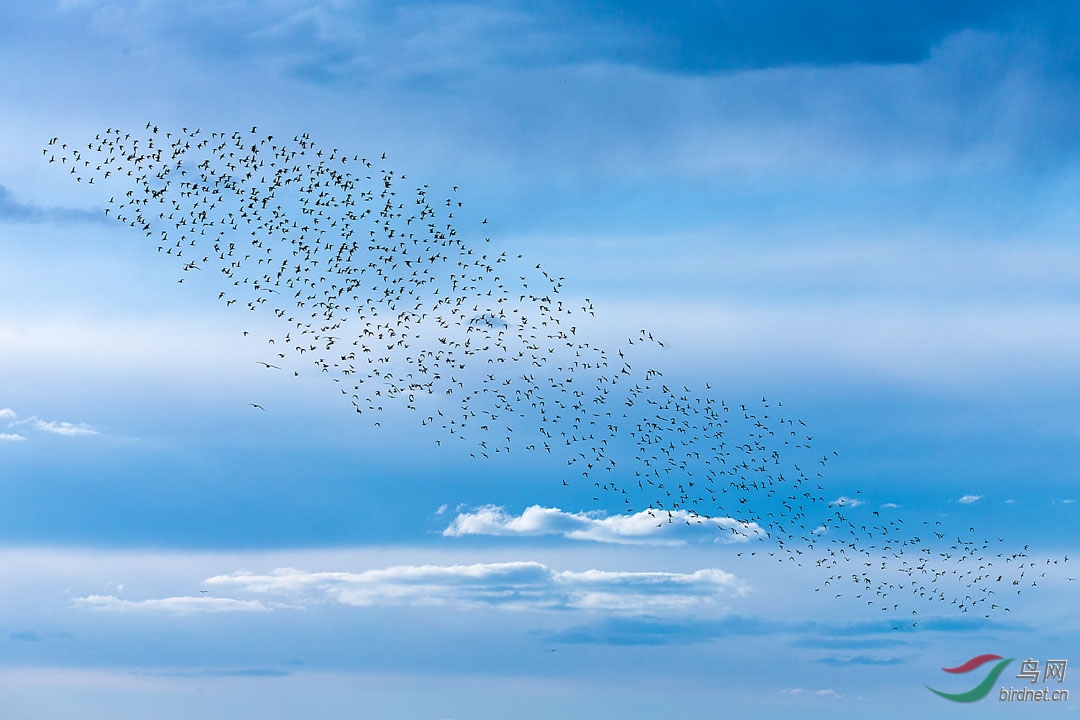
[927,654,1014,702]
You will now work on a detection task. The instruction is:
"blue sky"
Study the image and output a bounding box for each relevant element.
[1,2,1078,718]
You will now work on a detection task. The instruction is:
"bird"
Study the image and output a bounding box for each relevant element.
[43,123,1066,620]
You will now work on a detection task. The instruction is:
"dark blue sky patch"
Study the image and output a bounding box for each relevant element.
[550,0,1044,72]
[542,614,788,645]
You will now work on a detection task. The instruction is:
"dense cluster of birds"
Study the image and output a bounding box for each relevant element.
[45,125,1067,621]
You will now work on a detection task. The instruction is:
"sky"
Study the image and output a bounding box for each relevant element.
[1,1,1078,718]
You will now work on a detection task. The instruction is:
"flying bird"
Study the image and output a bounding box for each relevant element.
[43,124,1064,619]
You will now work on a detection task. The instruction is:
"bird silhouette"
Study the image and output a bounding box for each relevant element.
[43,125,1067,619]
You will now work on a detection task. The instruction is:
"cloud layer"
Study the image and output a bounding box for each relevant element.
[443,505,763,545]
[67,561,749,616]
[73,594,269,615]
[205,562,749,613]
[2,408,99,438]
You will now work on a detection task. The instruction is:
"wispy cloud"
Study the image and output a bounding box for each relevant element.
[1,409,29,441]
[25,418,98,437]
[781,688,844,698]
[793,637,908,650]
[958,494,983,504]
[72,594,271,615]
[443,505,763,545]
[829,496,863,508]
[203,562,749,614]
[541,614,774,646]
[816,655,905,667]
[129,668,290,678]
[540,612,1025,646]
[0,184,104,224]
[9,631,42,642]
[5,410,99,438]
[6,630,70,642]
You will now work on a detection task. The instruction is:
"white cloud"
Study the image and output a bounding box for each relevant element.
[828,496,863,508]
[9,415,99,437]
[880,503,900,509]
[30,418,98,436]
[203,561,748,614]
[958,494,983,504]
[443,505,763,545]
[0,408,16,421]
[0,433,25,442]
[72,594,270,615]
[781,688,842,698]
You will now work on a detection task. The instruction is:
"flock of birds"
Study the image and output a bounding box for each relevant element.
[45,125,1067,621]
